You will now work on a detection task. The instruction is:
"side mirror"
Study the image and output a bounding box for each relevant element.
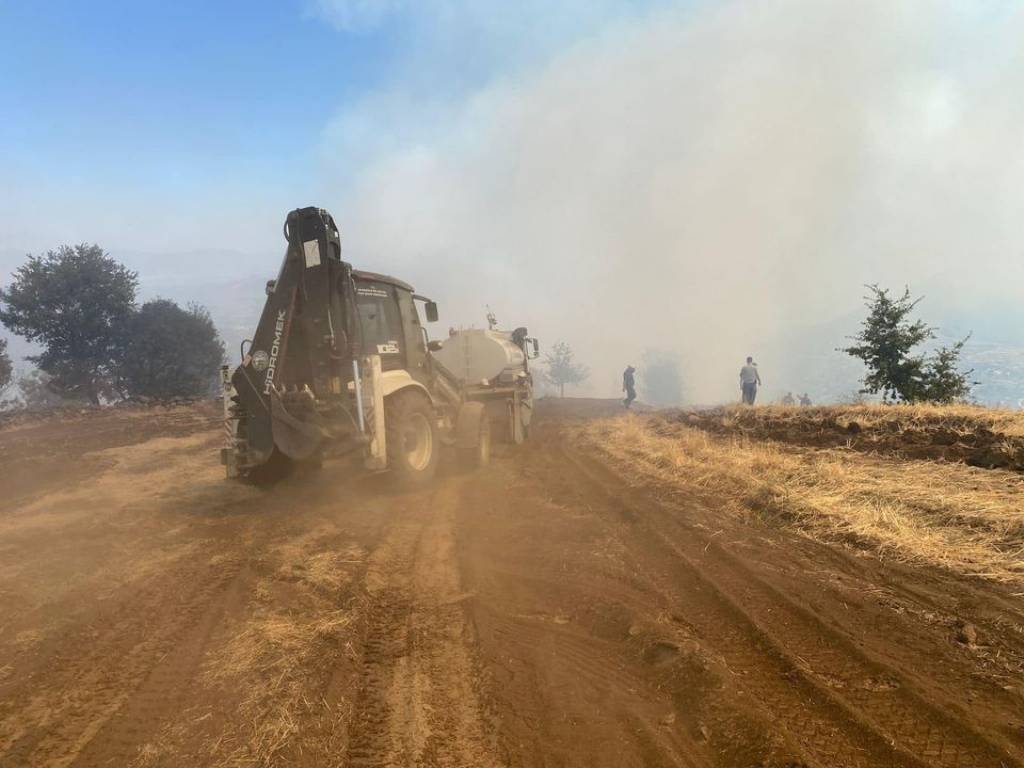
[425,301,439,323]
[427,340,443,352]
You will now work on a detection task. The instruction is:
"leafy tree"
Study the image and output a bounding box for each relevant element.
[640,349,684,407]
[17,369,68,410]
[542,341,588,397]
[0,244,137,404]
[840,285,973,403]
[0,338,11,396]
[118,300,225,401]
[920,338,974,403]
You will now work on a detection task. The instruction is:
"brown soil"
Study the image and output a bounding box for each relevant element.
[674,405,1024,470]
[1,398,1022,767]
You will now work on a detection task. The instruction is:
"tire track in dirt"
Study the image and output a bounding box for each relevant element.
[578,420,1024,739]
[0,430,260,768]
[681,528,1020,768]
[725,504,1024,686]
[344,478,501,768]
[456,451,752,767]
[468,607,708,768]
[536,447,893,767]
[0,425,368,768]
[1,554,248,768]
[68,564,254,768]
[560,440,1023,768]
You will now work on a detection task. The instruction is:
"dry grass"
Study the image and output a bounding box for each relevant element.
[700,402,1024,439]
[829,402,1024,435]
[205,608,354,765]
[199,605,355,767]
[740,402,1024,434]
[579,415,1024,584]
[198,529,364,766]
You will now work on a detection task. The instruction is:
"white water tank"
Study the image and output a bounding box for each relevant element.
[433,329,526,384]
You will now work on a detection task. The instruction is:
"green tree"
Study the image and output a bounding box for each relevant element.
[0,338,11,397]
[17,369,68,410]
[0,245,137,404]
[840,285,973,403]
[542,341,588,397]
[118,300,225,401]
[639,349,684,407]
[920,338,974,403]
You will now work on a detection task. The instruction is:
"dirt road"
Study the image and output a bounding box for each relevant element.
[1,400,1022,767]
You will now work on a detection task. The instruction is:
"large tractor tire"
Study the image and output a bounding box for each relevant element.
[385,390,439,488]
[456,401,491,469]
[244,448,296,486]
[508,398,531,445]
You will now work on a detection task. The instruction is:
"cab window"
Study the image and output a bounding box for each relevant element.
[355,283,404,365]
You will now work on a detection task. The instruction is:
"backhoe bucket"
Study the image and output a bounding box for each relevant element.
[269,389,327,461]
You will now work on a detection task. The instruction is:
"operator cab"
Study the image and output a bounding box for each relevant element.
[352,271,438,379]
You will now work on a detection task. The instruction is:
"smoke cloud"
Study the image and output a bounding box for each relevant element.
[322,0,1024,403]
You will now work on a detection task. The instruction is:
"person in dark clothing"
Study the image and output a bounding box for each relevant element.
[622,365,637,409]
[799,392,813,407]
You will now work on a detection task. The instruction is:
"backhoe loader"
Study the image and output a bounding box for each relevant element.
[220,206,536,485]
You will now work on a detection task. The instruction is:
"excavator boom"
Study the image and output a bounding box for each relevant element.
[227,207,360,475]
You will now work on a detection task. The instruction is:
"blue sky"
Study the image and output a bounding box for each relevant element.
[0,0,664,255]
[1,1,395,249]
[0,1,399,180]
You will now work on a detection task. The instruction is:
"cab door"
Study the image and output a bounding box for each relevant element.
[396,288,430,384]
[354,281,406,371]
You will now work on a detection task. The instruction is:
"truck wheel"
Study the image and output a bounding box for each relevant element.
[456,401,491,468]
[509,401,525,445]
[385,391,438,488]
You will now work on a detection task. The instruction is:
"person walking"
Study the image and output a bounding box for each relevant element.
[739,356,761,405]
[622,365,637,409]
[799,392,813,406]
[782,391,795,406]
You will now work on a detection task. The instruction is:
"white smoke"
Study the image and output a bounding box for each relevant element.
[318,0,1024,403]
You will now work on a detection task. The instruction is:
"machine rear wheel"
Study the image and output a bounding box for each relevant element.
[509,400,527,445]
[456,401,491,468]
[385,391,439,488]
[244,448,296,485]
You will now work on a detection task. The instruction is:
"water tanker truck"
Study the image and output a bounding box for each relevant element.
[220,206,538,485]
